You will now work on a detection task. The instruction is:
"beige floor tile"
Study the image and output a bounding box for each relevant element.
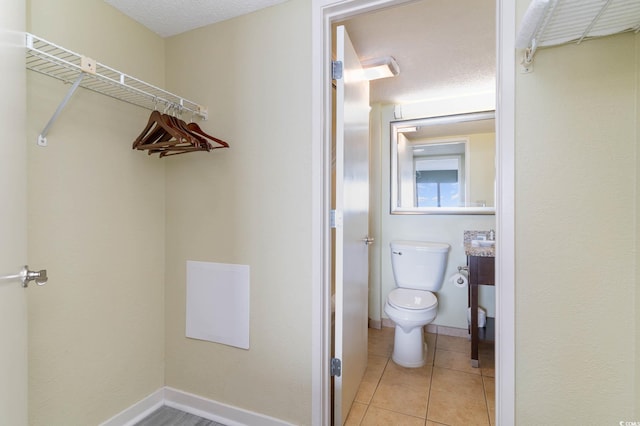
[368,327,394,357]
[435,334,470,353]
[483,376,495,426]
[382,360,432,391]
[370,380,429,418]
[424,332,437,365]
[434,349,481,375]
[480,361,495,377]
[345,401,368,426]
[358,328,493,426]
[355,377,379,405]
[355,355,389,404]
[427,367,490,426]
[367,353,389,374]
[361,406,426,426]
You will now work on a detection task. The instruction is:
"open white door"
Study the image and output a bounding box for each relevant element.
[0,4,28,425]
[333,25,370,425]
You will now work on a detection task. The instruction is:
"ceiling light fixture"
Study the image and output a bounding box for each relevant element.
[361,56,400,80]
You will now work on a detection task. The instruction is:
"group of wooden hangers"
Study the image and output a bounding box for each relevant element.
[132,105,229,157]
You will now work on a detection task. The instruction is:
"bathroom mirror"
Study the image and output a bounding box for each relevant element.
[391,111,496,215]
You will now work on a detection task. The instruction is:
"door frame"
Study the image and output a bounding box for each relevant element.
[310,0,516,425]
[0,0,28,423]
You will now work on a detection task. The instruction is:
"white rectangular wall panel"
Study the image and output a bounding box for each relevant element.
[186,261,250,349]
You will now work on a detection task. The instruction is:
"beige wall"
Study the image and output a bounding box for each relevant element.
[163,1,312,423]
[25,1,313,424]
[27,1,166,424]
[514,28,637,422]
[467,132,495,207]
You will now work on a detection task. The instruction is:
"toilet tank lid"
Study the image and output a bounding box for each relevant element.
[391,240,450,252]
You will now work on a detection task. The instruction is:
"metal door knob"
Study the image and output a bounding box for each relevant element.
[20,266,48,287]
[0,265,48,287]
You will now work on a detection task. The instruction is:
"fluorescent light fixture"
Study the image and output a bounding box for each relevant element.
[397,126,417,133]
[361,56,400,80]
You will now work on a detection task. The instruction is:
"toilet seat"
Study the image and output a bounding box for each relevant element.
[388,288,437,310]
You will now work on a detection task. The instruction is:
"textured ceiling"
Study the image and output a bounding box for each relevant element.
[342,0,496,105]
[104,0,496,107]
[104,0,288,37]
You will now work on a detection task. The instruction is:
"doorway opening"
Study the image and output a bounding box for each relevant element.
[310,1,515,425]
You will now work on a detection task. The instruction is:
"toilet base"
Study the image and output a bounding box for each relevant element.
[391,325,427,368]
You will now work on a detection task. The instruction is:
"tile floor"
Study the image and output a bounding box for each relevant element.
[345,327,494,426]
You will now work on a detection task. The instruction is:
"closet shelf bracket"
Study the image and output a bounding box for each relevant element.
[25,33,209,146]
[37,73,84,147]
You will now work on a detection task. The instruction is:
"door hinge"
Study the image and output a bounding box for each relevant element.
[330,357,342,377]
[332,60,343,80]
[330,210,343,229]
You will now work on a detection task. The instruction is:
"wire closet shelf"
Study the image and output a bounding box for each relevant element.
[25,33,208,146]
[516,0,640,68]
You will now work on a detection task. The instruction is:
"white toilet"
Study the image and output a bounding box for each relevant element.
[384,240,450,368]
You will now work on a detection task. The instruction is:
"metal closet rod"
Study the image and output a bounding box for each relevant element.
[25,33,208,146]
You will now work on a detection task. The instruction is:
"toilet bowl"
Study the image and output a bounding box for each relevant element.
[384,288,438,367]
[386,241,449,368]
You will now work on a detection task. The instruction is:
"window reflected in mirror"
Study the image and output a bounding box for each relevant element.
[391,111,495,214]
[414,142,466,208]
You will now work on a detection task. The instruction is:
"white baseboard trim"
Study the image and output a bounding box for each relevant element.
[368,318,382,329]
[381,318,394,328]
[381,319,469,339]
[99,388,164,426]
[164,387,296,426]
[430,324,470,338]
[100,387,295,426]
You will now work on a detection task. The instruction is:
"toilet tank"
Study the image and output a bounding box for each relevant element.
[390,241,450,291]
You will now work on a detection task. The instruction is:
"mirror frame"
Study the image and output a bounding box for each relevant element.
[390,110,496,215]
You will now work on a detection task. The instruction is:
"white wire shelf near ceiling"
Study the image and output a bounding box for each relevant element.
[25,33,208,146]
[516,0,640,69]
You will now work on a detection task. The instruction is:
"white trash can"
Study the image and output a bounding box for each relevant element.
[467,307,486,328]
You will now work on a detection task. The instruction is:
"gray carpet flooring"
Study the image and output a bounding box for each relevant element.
[135,406,226,426]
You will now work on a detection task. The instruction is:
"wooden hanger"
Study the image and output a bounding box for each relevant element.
[132,109,229,157]
[169,115,210,150]
[186,122,229,149]
[133,110,186,148]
